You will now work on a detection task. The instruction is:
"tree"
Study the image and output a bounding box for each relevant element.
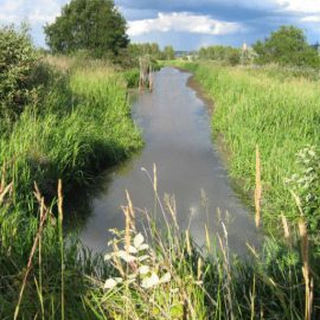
[163,45,175,60]
[44,0,129,58]
[253,25,320,68]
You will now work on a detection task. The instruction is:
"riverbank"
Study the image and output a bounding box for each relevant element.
[0,57,144,318]
[171,61,320,235]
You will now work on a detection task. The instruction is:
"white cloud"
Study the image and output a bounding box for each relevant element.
[0,0,63,25]
[301,15,320,22]
[127,12,243,37]
[276,0,320,13]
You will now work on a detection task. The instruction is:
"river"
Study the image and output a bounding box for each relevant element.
[80,67,258,254]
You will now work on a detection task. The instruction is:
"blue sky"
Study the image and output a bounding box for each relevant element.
[0,0,319,50]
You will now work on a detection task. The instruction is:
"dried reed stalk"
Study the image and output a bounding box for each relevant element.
[58,180,65,320]
[298,218,313,320]
[126,190,135,230]
[255,145,262,228]
[281,213,290,241]
[14,186,50,320]
[185,230,192,256]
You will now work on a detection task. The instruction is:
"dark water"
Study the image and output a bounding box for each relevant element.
[80,67,258,253]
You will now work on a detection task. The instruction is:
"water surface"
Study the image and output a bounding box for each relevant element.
[80,67,258,253]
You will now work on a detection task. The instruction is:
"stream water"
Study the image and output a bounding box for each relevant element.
[80,67,258,254]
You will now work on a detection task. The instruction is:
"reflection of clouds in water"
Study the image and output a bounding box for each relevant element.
[80,68,259,255]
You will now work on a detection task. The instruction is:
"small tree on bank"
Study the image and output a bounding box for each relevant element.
[253,25,320,68]
[44,0,129,58]
[163,45,175,60]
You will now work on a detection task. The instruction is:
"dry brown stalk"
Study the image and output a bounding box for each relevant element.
[125,190,135,230]
[185,230,192,256]
[153,163,157,194]
[14,185,50,320]
[197,257,203,281]
[0,182,13,205]
[255,145,262,228]
[281,213,290,240]
[122,206,131,253]
[298,217,313,320]
[205,225,211,253]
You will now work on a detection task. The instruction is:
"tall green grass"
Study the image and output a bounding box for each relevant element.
[0,62,142,200]
[0,59,143,319]
[174,61,320,232]
[1,166,315,319]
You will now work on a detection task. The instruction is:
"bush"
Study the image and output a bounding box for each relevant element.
[0,25,38,126]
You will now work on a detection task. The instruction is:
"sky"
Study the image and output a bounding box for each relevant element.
[0,0,319,50]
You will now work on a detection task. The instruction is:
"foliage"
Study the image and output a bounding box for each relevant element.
[0,25,38,127]
[122,68,140,88]
[198,45,241,65]
[128,43,162,60]
[163,45,175,60]
[286,146,320,234]
[44,0,129,58]
[253,26,320,68]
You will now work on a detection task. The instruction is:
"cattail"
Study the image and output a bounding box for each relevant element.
[255,145,262,228]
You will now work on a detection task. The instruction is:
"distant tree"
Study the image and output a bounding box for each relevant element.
[163,45,175,60]
[198,45,241,65]
[253,25,320,68]
[44,0,129,58]
[128,43,162,59]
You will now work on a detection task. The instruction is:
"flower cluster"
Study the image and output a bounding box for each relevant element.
[104,231,171,290]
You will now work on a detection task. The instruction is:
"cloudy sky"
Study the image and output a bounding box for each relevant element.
[0,0,319,50]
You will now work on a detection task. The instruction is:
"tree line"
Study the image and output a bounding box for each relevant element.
[198,26,320,68]
[43,0,320,69]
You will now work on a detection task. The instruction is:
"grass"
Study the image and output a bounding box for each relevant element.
[1,164,316,319]
[1,57,319,319]
[0,59,143,200]
[0,57,143,319]
[171,61,320,234]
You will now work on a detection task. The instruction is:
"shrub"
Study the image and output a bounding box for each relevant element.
[0,25,38,127]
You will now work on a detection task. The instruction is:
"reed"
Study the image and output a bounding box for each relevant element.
[255,145,262,228]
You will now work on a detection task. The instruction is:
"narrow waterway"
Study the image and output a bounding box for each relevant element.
[80,67,258,253]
